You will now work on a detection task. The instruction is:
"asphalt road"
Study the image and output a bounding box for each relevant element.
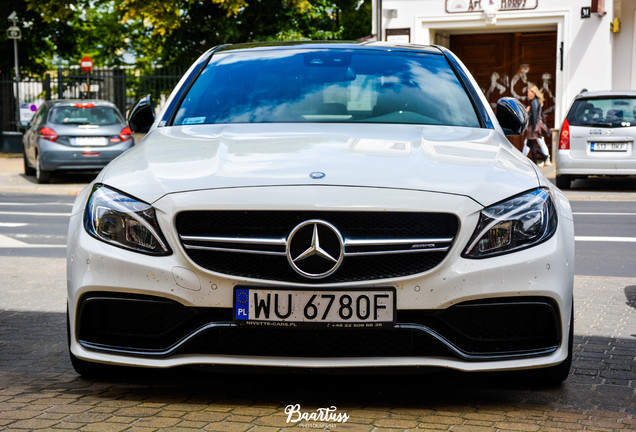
[571,201,636,278]
[0,164,634,431]
[0,193,72,259]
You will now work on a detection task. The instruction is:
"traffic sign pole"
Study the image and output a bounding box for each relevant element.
[80,56,94,99]
[14,37,19,122]
[8,12,20,128]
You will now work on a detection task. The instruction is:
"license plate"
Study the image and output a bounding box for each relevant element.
[590,142,628,152]
[71,137,108,146]
[234,287,395,328]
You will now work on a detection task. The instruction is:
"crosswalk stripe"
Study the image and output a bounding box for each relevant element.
[0,202,73,206]
[0,211,71,217]
[0,234,66,248]
[575,236,636,243]
[573,212,636,216]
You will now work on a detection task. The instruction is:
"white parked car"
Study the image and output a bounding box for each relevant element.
[67,42,575,384]
[556,90,636,189]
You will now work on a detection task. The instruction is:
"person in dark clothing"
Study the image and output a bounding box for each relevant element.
[524,85,551,165]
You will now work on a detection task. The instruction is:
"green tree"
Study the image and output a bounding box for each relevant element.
[3,0,371,74]
[125,0,371,68]
[1,0,79,75]
[338,0,372,41]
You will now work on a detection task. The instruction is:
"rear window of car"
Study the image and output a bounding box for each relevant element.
[49,105,124,126]
[567,97,636,128]
[173,48,480,127]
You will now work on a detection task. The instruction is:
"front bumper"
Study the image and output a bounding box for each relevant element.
[67,185,575,372]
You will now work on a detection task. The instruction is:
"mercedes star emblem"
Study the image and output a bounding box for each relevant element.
[309,171,326,179]
[287,220,344,279]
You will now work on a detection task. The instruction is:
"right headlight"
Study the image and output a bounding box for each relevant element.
[84,184,171,256]
[462,188,557,259]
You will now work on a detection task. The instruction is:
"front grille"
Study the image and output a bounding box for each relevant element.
[77,293,560,359]
[76,294,230,351]
[401,298,561,355]
[176,211,459,283]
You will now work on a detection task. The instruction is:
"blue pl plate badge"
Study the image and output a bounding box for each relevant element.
[235,288,250,320]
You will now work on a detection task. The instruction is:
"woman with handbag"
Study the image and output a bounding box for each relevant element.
[523,85,551,166]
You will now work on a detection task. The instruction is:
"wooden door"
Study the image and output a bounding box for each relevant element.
[450,32,557,152]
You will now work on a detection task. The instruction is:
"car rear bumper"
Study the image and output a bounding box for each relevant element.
[556,149,636,176]
[39,139,133,171]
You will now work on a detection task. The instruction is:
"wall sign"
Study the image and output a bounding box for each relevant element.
[386,28,410,43]
[446,0,538,13]
[581,7,591,18]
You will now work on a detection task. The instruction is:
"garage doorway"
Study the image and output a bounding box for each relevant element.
[450,32,557,152]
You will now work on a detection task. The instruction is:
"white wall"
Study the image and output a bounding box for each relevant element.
[565,2,613,97]
[375,0,618,123]
[613,0,636,89]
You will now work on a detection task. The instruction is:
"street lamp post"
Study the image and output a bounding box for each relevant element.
[7,11,21,130]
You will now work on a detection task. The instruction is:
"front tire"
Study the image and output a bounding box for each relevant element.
[67,309,113,378]
[23,149,35,176]
[69,348,110,378]
[555,174,572,190]
[535,304,574,386]
[35,154,51,184]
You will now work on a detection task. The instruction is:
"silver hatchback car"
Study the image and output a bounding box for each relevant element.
[556,90,636,189]
[22,100,134,183]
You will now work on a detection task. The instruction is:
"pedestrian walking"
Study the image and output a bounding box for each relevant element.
[523,85,551,166]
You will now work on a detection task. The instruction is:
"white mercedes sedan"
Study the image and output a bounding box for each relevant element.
[66,42,575,384]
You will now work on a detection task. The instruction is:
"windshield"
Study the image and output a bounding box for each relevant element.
[50,105,124,126]
[173,48,480,127]
[567,97,636,128]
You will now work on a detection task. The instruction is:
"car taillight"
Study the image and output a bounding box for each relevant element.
[119,127,132,142]
[559,119,570,150]
[75,103,95,108]
[40,127,58,142]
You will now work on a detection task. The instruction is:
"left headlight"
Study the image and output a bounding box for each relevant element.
[462,188,557,259]
[84,184,171,256]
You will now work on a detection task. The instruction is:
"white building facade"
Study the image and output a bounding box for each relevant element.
[372,0,634,133]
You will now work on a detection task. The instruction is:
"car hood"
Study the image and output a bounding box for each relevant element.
[100,123,539,206]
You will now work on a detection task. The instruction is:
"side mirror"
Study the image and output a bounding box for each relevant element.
[496,97,528,136]
[128,94,155,133]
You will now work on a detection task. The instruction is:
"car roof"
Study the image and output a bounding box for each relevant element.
[575,90,636,99]
[214,41,443,55]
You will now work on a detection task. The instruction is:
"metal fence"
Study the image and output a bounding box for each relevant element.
[0,67,185,133]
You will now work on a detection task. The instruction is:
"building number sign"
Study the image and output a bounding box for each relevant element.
[446,0,538,13]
